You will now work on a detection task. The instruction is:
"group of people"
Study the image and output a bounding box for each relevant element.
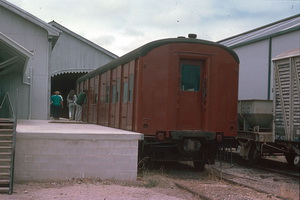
[50,90,87,121]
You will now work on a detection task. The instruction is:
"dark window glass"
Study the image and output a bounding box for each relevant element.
[117,78,120,102]
[105,84,110,103]
[123,82,128,103]
[180,62,201,91]
[112,84,117,103]
[129,74,134,102]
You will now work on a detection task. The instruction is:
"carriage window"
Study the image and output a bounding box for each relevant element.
[105,84,110,103]
[129,74,134,102]
[117,78,120,102]
[180,62,201,91]
[112,84,117,103]
[123,82,128,103]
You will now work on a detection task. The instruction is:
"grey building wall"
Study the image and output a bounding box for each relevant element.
[1,2,117,120]
[0,4,55,119]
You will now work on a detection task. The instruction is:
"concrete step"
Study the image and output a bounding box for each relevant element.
[0,152,11,155]
[0,159,10,162]
[0,134,13,137]
[0,119,15,194]
[0,118,13,123]
[0,187,10,193]
[0,165,10,169]
[0,146,12,149]
[0,122,14,128]
[0,140,12,144]
[0,179,9,184]
[0,129,13,132]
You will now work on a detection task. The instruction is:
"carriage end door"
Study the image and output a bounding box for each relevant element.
[177,59,203,130]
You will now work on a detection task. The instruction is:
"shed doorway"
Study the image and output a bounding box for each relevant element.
[51,72,86,119]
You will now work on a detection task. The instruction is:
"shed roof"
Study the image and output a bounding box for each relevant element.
[77,37,239,83]
[219,14,300,48]
[49,21,118,60]
[272,48,300,61]
[0,0,60,37]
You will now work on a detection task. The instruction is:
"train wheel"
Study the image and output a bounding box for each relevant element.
[247,142,258,164]
[294,156,300,169]
[193,161,205,171]
[285,153,294,166]
[285,154,300,169]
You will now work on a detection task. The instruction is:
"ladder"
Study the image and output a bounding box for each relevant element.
[0,118,16,194]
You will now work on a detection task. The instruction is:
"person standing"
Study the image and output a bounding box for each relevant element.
[75,90,87,121]
[67,90,77,120]
[50,91,63,120]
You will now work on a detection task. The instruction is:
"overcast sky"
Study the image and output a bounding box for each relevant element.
[8,0,300,56]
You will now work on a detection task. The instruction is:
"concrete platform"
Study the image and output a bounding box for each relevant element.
[14,120,143,182]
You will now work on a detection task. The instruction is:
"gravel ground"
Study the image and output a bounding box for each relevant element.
[1,177,198,200]
[1,161,299,200]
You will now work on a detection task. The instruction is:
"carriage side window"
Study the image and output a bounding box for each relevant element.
[112,84,117,103]
[123,81,128,103]
[129,74,134,102]
[180,61,201,91]
[117,78,120,102]
[94,82,98,104]
[105,84,110,103]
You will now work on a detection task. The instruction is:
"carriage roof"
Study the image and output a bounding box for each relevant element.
[77,38,239,83]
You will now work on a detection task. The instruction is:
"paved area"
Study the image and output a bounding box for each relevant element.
[16,119,143,140]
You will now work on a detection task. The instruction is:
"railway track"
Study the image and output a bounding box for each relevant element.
[211,158,299,200]
[218,150,299,178]
[143,161,299,200]
[230,152,300,180]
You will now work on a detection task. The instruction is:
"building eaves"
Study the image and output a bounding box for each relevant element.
[0,32,33,76]
[0,0,60,37]
[218,14,300,48]
[0,32,33,58]
[49,21,119,59]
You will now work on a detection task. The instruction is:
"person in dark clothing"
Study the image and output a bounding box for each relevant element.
[75,90,87,121]
[50,91,63,120]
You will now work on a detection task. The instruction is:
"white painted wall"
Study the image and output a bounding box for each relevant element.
[14,120,143,182]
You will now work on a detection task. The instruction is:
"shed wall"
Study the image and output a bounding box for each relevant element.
[232,30,300,100]
[51,30,116,76]
[0,7,51,119]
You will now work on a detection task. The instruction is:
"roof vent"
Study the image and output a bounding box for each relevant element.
[188,33,197,39]
[177,36,186,38]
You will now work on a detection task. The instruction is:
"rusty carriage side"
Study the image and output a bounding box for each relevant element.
[76,36,239,170]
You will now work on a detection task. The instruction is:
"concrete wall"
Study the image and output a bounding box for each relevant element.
[14,123,142,182]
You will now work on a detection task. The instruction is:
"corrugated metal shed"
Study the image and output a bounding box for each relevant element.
[0,0,60,47]
[219,14,300,48]
[49,21,118,77]
[219,14,300,101]
[0,0,60,119]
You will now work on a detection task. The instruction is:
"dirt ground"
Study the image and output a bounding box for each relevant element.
[1,177,198,200]
[1,162,299,200]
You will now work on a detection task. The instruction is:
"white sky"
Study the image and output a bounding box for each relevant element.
[7,0,300,56]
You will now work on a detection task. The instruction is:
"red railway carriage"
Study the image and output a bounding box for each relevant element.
[77,37,239,170]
